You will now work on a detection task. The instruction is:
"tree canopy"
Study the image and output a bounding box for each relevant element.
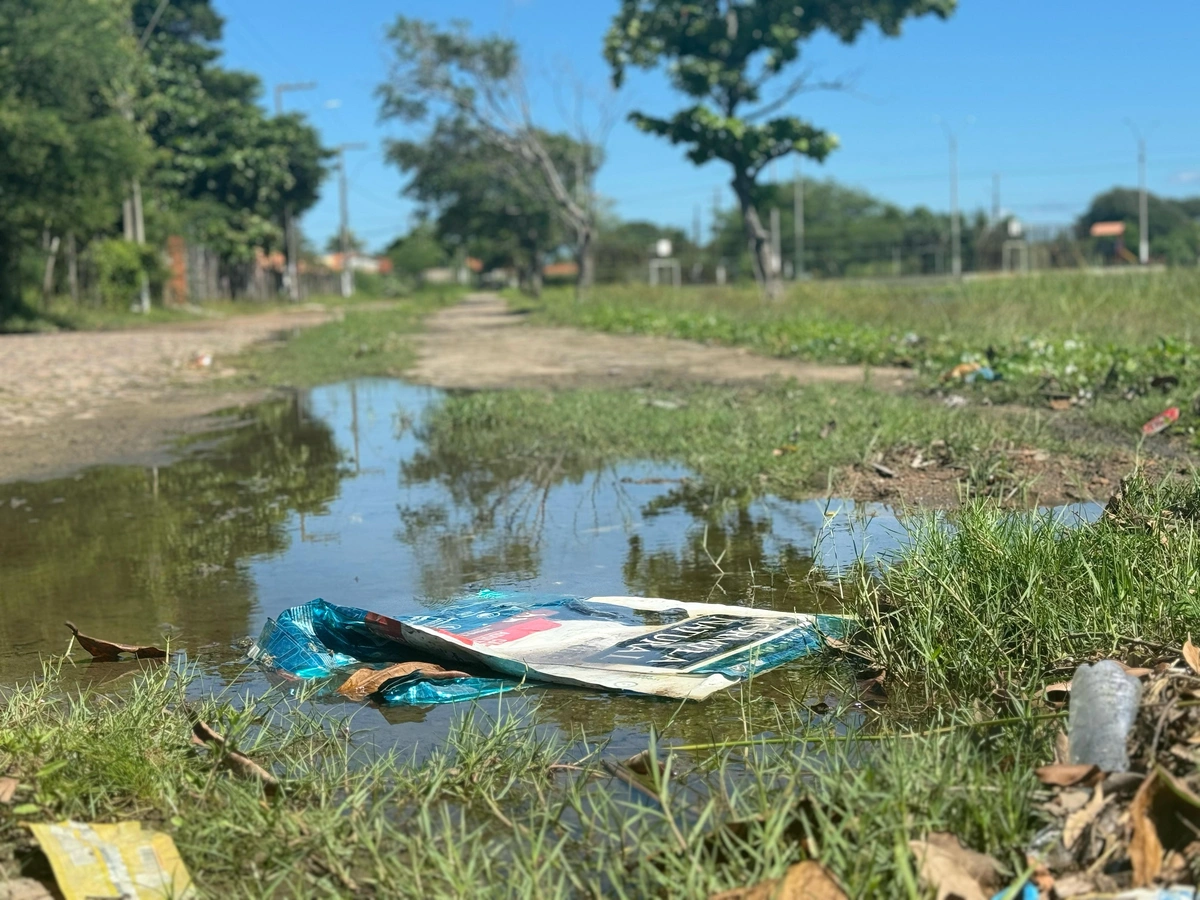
[604,0,955,295]
[0,0,329,319]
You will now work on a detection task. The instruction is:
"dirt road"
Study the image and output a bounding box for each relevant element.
[0,307,332,482]
[0,294,907,483]
[409,294,912,390]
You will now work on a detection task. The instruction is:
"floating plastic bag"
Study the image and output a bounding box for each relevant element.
[249,592,851,704]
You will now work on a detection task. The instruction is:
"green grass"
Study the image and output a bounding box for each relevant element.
[222,288,461,390]
[526,272,1200,432]
[410,381,1071,504]
[1,289,426,335]
[854,470,1200,699]
[0,657,1053,898]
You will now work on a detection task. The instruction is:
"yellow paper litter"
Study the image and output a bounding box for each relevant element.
[28,821,194,900]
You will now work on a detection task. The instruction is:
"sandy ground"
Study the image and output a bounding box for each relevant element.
[409,294,913,390]
[0,307,333,482]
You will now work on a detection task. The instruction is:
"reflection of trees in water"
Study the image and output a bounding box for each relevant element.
[399,419,640,600]
[0,394,344,673]
[627,485,819,612]
[397,401,819,615]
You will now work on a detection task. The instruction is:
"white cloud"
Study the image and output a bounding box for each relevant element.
[1172,170,1200,184]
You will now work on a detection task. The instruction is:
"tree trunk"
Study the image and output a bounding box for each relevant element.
[66,232,79,303]
[575,225,595,299]
[732,173,783,299]
[0,229,23,321]
[42,234,61,307]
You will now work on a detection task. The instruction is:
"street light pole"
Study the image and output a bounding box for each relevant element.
[1125,119,1153,266]
[275,82,317,300]
[935,117,967,278]
[336,143,367,299]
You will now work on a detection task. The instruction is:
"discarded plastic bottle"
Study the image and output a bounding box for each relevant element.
[1068,660,1142,773]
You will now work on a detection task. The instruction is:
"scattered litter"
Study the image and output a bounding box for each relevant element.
[1142,407,1180,437]
[871,462,896,479]
[0,775,17,803]
[1068,660,1142,772]
[9,497,26,509]
[642,398,686,410]
[1025,647,1200,895]
[946,361,983,380]
[250,594,851,703]
[189,352,212,368]
[189,717,278,793]
[1049,398,1072,411]
[819,419,837,439]
[944,394,968,409]
[28,820,195,900]
[64,622,165,661]
[965,366,998,383]
[772,444,797,457]
[709,860,848,900]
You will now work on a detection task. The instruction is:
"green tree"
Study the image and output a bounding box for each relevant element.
[378,18,606,292]
[605,0,955,297]
[387,117,577,296]
[134,0,329,293]
[385,224,448,278]
[0,0,142,319]
[1076,188,1200,265]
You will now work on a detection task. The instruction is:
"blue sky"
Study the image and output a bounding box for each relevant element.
[213,0,1200,252]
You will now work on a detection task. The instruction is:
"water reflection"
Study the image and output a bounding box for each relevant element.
[0,378,905,752]
[0,394,342,681]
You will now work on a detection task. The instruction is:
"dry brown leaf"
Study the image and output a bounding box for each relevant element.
[1129,766,1200,887]
[0,776,17,804]
[708,861,848,900]
[909,833,1003,900]
[64,621,166,661]
[337,662,471,701]
[1054,730,1071,765]
[1063,785,1106,850]
[1035,763,1100,787]
[1051,873,1094,898]
[0,877,56,900]
[1049,398,1072,411]
[1130,770,1165,886]
[191,719,279,794]
[1184,637,1200,676]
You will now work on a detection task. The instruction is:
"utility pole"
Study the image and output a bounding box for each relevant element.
[692,204,701,247]
[937,121,962,278]
[336,143,367,298]
[275,82,317,300]
[1125,119,1150,265]
[793,157,804,279]
[992,172,1001,222]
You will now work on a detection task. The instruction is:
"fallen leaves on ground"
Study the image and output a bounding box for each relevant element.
[908,833,1003,900]
[64,621,165,661]
[337,662,472,701]
[190,718,279,794]
[0,776,17,803]
[1035,763,1100,787]
[1062,785,1107,849]
[708,861,847,900]
[1183,637,1200,676]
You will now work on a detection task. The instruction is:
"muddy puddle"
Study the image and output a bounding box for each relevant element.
[0,379,1095,757]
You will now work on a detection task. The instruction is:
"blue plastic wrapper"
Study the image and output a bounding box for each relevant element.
[249,593,852,706]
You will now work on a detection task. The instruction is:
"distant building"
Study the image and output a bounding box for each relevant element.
[322,253,393,274]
